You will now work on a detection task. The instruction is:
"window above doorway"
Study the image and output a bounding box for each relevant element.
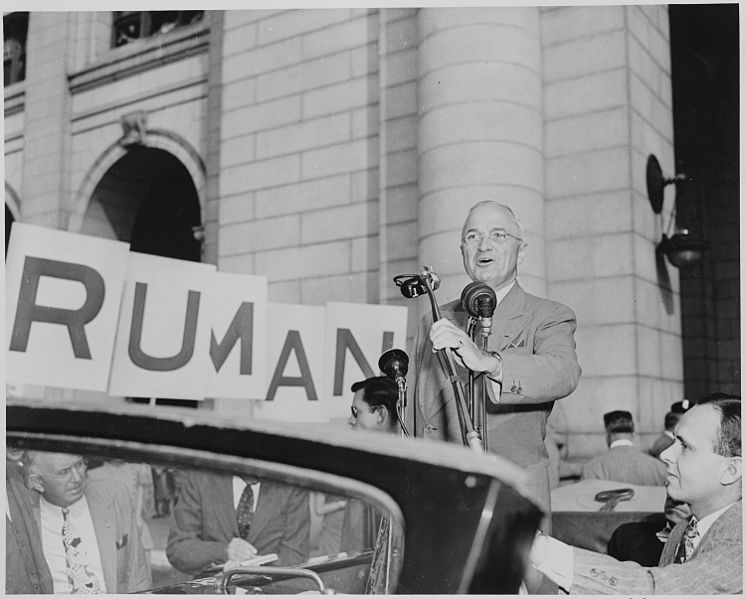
[112,11,205,48]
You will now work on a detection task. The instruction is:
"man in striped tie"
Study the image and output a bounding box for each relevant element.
[529,395,742,594]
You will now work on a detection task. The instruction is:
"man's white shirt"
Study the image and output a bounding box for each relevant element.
[40,495,107,593]
[609,439,635,449]
[232,476,261,511]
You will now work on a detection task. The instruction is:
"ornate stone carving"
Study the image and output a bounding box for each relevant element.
[120,111,148,147]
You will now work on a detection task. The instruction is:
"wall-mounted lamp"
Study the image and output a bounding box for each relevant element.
[646,154,707,269]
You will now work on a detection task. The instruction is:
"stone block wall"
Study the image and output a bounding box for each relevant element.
[218,9,385,308]
[542,5,681,457]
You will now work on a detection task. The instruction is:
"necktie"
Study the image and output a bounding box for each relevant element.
[236,484,255,540]
[674,517,699,563]
[61,507,102,594]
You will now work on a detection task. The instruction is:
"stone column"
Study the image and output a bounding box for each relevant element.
[20,12,77,229]
[416,7,545,302]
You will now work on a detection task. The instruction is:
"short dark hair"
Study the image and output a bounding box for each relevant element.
[350,376,399,417]
[603,410,634,434]
[697,392,741,404]
[664,411,681,430]
[698,396,741,458]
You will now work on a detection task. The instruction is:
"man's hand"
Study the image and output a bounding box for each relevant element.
[227,538,258,562]
[429,318,501,377]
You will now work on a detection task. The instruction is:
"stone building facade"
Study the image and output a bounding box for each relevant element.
[4,7,738,458]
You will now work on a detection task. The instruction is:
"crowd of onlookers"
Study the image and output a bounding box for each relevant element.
[6,387,740,595]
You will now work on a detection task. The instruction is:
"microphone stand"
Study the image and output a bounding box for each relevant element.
[477,332,490,452]
[421,276,483,453]
[466,318,477,425]
[396,381,410,438]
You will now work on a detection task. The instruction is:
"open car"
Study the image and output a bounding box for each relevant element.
[7,398,542,594]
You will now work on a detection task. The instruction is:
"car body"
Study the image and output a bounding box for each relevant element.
[7,398,541,594]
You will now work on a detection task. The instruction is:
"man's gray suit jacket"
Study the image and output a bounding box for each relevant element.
[580,445,668,486]
[6,462,53,594]
[166,471,310,575]
[413,282,581,511]
[571,501,742,594]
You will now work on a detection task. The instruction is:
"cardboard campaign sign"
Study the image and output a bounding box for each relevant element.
[253,303,326,423]
[6,225,130,391]
[6,224,407,417]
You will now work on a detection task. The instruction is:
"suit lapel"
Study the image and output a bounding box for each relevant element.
[691,501,742,559]
[86,484,117,593]
[425,283,527,420]
[491,283,527,351]
[214,474,240,537]
[249,483,276,542]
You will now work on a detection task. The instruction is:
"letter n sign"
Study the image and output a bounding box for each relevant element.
[323,302,408,420]
[5,223,130,390]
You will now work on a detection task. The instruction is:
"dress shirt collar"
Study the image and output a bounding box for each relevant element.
[232,476,261,511]
[664,430,675,439]
[493,280,516,307]
[696,501,737,541]
[609,439,634,449]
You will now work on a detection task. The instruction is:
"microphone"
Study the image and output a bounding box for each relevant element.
[394,267,440,299]
[379,348,409,391]
[461,282,497,338]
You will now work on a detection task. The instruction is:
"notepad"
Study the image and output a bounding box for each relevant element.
[223,553,279,571]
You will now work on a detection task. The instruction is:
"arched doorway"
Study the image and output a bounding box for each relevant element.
[5,204,15,254]
[5,182,21,255]
[84,146,202,261]
[84,146,203,407]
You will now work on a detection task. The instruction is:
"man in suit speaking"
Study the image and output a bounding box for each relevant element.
[413,201,581,514]
[166,470,310,576]
[530,396,742,594]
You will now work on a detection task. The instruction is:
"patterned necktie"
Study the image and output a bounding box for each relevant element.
[674,517,699,563]
[236,484,255,540]
[61,507,102,594]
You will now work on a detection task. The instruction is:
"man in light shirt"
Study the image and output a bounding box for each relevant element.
[413,201,581,515]
[530,396,742,594]
[22,450,152,593]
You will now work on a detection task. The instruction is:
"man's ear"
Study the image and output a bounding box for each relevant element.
[376,406,387,424]
[720,456,742,486]
[26,472,45,494]
[517,241,527,265]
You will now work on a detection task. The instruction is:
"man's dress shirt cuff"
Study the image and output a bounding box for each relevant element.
[530,534,574,593]
[489,378,502,403]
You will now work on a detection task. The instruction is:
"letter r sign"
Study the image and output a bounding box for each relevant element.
[5,223,130,391]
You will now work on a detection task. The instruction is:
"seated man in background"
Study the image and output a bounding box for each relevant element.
[22,450,152,593]
[166,471,310,575]
[581,410,667,486]
[530,396,742,594]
